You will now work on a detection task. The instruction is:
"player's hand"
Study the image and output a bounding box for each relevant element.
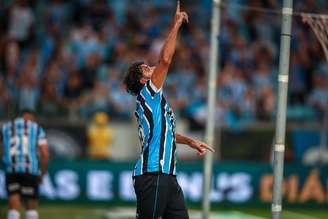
[37,176,42,184]
[174,0,189,27]
[38,173,45,184]
[189,139,215,156]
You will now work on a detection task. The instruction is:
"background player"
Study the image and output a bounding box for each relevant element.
[124,1,215,218]
[0,110,49,219]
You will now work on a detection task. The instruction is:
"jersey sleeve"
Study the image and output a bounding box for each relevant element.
[38,127,47,146]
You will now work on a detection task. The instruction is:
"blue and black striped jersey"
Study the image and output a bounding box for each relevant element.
[1,118,47,175]
[133,80,177,176]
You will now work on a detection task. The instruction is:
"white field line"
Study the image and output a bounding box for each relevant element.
[284,210,321,219]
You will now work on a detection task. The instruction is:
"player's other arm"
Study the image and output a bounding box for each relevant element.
[176,133,215,156]
[151,0,188,90]
[38,128,49,181]
[0,131,3,166]
[40,143,49,179]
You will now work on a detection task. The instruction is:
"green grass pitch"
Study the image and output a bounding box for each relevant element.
[1,206,327,219]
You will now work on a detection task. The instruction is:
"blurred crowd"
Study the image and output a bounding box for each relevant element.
[0,0,328,128]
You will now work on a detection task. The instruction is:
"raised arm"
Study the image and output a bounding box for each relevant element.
[176,133,215,156]
[151,0,188,90]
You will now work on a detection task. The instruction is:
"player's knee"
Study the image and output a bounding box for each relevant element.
[7,209,20,219]
[26,210,38,219]
[26,200,38,210]
[8,194,21,210]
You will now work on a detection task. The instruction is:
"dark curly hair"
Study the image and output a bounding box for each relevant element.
[20,108,36,116]
[123,61,145,96]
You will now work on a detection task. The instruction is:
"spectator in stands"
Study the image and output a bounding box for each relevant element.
[80,52,100,91]
[45,0,70,36]
[40,80,63,115]
[109,83,134,119]
[80,81,109,117]
[289,53,306,105]
[3,40,20,100]
[237,88,256,123]
[83,0,113,32]
[309,73,328,118]
[63,70,82,103]
[62,69,83,119]
[252,61,274,92]
[17,48,40,111]
[256,85,275,121]
[70,23,103,69]
[7,0,35,49]
[0,74,12,115]
[87,112,113,159]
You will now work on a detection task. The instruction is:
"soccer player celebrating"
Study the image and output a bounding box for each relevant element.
[0,110,49,219]
[123,1,215,218]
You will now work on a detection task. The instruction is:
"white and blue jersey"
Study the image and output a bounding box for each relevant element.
[1,118,47,175]
[134,80,177,176]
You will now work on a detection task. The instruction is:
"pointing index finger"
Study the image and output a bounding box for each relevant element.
[176,0,180,13]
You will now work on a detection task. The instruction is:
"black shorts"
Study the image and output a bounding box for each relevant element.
[5,173,39,199]
[133,172,189,219]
